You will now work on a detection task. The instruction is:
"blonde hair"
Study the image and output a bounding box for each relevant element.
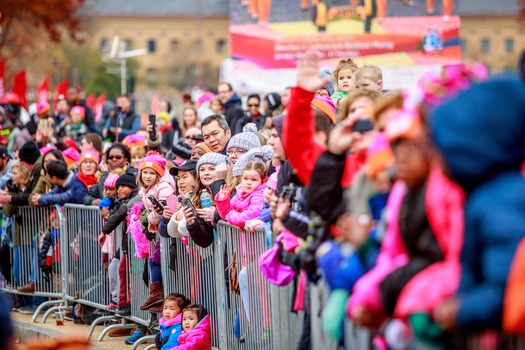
[257,128,271,145]
[11,162,30,188]
[131,146,146,159]
[243,161,268,181]
[338,89,381,122]
[354,65,383,83]
[138,169,160,189]
[332,58,359,91]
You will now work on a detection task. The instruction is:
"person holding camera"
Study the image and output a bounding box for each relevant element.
[103,95,140,143]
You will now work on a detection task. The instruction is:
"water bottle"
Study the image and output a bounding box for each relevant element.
[200,191,213,208]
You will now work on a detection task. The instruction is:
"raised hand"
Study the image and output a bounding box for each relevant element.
[297,51,332,93]
[218,184,231,201]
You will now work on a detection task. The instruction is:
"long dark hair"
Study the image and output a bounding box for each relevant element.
[43,150,65,175]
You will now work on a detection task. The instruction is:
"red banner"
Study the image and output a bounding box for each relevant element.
[0,61,5,100]
[36,75,49,105]
[86,93,96,110]
[54,79,69,107]
[11,70,27,109]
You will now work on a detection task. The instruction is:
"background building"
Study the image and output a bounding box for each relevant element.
[458,0,523,72]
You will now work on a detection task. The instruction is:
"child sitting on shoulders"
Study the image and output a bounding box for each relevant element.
[155,293,191,350]
[175,304,211,350]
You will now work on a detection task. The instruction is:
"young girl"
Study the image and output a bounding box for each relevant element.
[56,106,89,143]
[137,152,176,311]
[244,169,278,232]
[130,145,146,169]
[215,161,267,228]
[99,173,119,220]
[175,304,211,350]
[331,58,359,106]
[155,293,191,350]
[210,97,224,115]
[183,153,228,248]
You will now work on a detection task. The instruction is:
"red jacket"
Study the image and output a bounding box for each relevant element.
[282,87,365,187]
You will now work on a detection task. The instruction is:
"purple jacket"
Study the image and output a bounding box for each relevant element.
[215,183,266,227]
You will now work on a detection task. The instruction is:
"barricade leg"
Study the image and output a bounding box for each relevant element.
[129,335,156,350]
[98,318,136,341]
[34,300,62,323]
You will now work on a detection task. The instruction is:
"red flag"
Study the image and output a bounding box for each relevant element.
[36,75,49,105]
[11,70,27,109]
[94,93,106,122]
[54,79,69,106]
[85,93,96,110]
[151,96,160,115]
[0,61,5,101]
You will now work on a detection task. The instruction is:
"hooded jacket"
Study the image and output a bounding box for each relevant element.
[155,314,183,350]
[430,76,525,330]
[224,94,250,135]
[173,315,211,350]
[215,183,265,227]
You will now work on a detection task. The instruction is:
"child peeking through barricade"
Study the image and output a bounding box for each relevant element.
[172,304,211,350]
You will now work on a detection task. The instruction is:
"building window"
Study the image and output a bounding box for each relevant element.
[100,39,109,54]
[460,38,467,54]
[169,68,180,87]
[146,68,158,87]
[123,40,133,52]
[148,39,156,53]
[481,38,490,53]
[216,39,226,54]
[193,39,202,53]
[505,38,514,53]
[170,40,179,53]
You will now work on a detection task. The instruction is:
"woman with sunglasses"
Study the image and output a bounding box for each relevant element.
[245,94,265,130]
[83,143,136,206]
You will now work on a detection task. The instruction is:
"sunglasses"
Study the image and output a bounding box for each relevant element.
[108,155,124,160]
[248,104,259,107]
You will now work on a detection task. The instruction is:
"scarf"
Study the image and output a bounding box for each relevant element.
[76,173,98,188]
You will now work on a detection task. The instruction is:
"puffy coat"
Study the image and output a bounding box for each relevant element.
[215,183,265,227]
[174,315,211,350]
[155,314,183,350]
[139,172,176,226]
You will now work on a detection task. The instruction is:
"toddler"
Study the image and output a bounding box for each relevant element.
[354,65,383,92]
[155,293,191,350]
[56,106,89,143]
[175,304,211,350]
[215,161,267,227]
[331,58,359,106]
[244,168,278,232]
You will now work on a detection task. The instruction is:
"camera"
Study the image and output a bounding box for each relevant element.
[279,184,297,202]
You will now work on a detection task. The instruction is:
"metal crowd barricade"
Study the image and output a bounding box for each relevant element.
[0,206,65,321]
[160,235,221,348]
[268,283,304,350]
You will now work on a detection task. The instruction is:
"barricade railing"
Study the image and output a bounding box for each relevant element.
[160,234,220,347]
[1,206,65,321]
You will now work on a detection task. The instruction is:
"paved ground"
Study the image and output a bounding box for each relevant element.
[12,312,149,350]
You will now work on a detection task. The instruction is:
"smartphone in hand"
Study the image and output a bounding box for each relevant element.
[148,114,157,141]
[148,195,164,211]
[181,197,198,217]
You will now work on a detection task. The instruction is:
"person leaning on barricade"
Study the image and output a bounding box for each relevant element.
[28,150,66,205]
[0,141,42,206]
[98,172,139,316]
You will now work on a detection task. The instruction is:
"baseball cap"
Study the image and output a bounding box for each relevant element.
[0,145,12,159]
[169,160,197,177]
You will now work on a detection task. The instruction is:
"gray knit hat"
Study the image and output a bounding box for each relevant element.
[232,145,274,177]
[227,123,261,153]
[319,69,335,96]
[196,152,229,173]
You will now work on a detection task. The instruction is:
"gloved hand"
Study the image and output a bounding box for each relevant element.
[321,289,350,341]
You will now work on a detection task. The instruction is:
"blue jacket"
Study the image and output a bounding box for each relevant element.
[38,172,87,206]
[156,314,183,350]
[457,172,525,330]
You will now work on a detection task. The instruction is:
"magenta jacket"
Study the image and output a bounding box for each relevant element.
[139,172,177,226]
[215,183,266,227]
[173,315,211,350]
[347,164,465,321]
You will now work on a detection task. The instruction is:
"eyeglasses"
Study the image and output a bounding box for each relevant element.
[108,155,124,160]
[248,104,259,107]
[227,149,247,157]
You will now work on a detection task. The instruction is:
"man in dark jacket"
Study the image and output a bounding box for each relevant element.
[32,160,84,206]
[0,141,42,206]
[103,95,140,142]
[217,82,250,135]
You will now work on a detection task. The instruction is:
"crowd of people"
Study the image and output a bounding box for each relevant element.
[1,47,525,350]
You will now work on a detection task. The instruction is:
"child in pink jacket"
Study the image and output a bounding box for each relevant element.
[175,304,211,350]
[215,161,267,227]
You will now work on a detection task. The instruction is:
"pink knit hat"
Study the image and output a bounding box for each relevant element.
[62,147,80,165]
[312,95,336,124]
[267,167,280,191]
[70,106,86,118]
[140,153,167,177]
[104,174,120,189]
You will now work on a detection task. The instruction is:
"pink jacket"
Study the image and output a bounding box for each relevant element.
[215,183,266,227]
[173,315,211,350]
[347,164,465,320]
[139,172,176,226]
